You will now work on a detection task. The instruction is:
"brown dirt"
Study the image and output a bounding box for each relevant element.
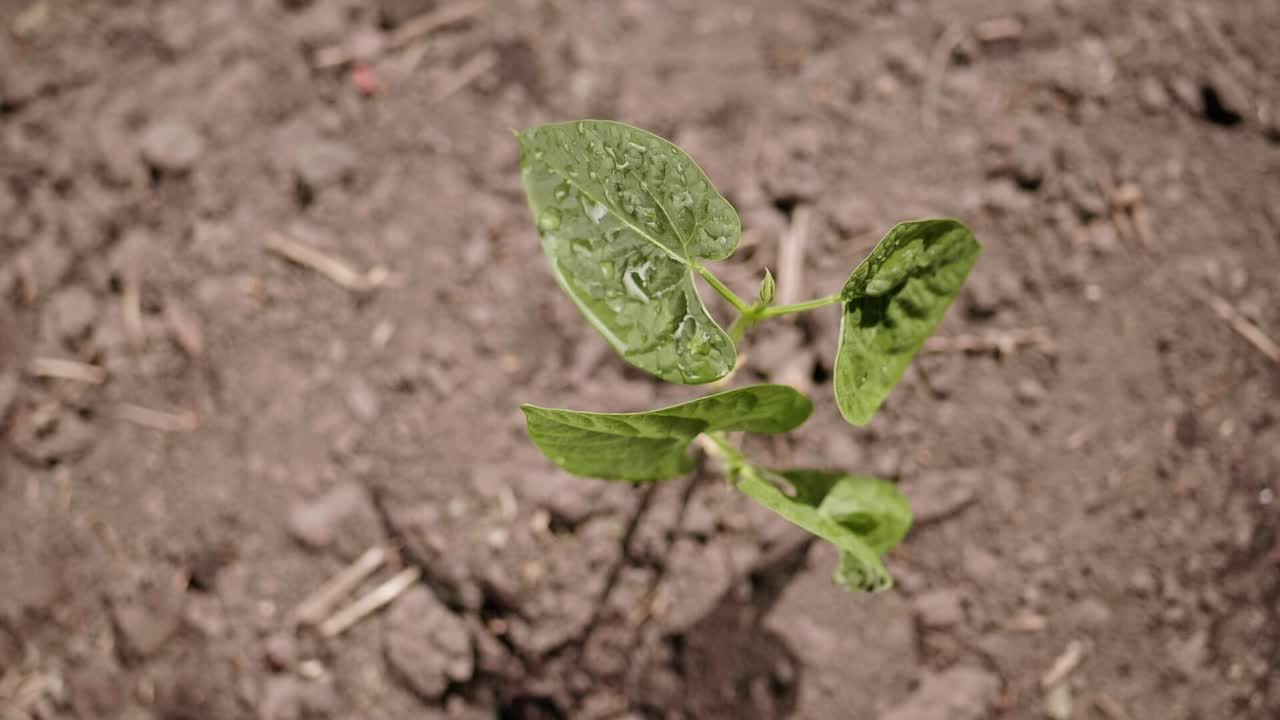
[2,0,1278,718]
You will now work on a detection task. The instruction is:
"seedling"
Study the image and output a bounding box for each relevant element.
[516,120,980,591]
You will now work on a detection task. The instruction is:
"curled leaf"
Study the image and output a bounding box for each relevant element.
[522,385,812,483]
[834,219,980,425]
[737,469,911,592]
[518,120,741,384]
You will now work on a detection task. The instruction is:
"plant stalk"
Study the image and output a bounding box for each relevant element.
[695,264,752,314]
[697,266,842,344]
[726,313,756,344]
[758,293,843,318]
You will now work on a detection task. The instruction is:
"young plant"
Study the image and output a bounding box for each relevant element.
[516,120,980,591]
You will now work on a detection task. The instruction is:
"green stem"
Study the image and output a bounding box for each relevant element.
[705,432,781,491]
[726,313,756,344]
[695,264,752,314]
[705,431,748,471]
[757,293,843,318]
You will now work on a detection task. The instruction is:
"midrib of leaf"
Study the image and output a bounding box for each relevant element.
[536,151,691,268]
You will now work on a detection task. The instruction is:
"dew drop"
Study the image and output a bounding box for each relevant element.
[623,262,652,303]
[687,331,712,355]
[537,208,562,231]
[623,276,649,303]
[585,200,608,224]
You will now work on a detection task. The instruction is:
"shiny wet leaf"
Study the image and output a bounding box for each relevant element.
[833,219,980,425]
[517,120,740,384]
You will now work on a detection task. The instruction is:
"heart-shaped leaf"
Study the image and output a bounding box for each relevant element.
[834,219,980,425]
[736,469,911,592]
[522,385,812,482]
[517,120,741,384]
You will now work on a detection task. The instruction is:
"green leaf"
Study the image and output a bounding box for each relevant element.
[736,469,911,592]
[779,470,911,556]
[517,120,741,384]
[834,219,980,425]
[522,385,812,482]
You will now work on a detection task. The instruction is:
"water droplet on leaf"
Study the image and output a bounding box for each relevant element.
[538,208,562,231]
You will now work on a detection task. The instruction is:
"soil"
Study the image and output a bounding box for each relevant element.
[2,0,1278,718]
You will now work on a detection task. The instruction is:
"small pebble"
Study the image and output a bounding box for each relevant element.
[1128,568,1157,596]
[291,139,358,196]
[384,587,473,700]
[1138,76,1170,113]
[264,632,298,670]
[139,121,205,173]
[286,482,381,552]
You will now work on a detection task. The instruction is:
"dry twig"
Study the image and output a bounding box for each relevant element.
[1109,182,1153,249]
[265,233,389,292]
[776,205,812,307]
[122,277,145,349]
[164,300,205,360]
[923,327,1056,356]
[803,0,860,27]
[115,403,199,432]
[1095,695,1135,720]
[294,545,388,627]
[313,0,486,69]
[1041,639,1087,689]
[1004,610,1048,633]
[319,566,420,638]
[27,357,108,385]
[432,49,499,103]
[974,16,1024,43]
[1201,292,1280,364]
[922,22,968,134]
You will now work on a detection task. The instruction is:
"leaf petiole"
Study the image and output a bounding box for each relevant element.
[757,293,844,318]
[695,264,753,315]
[726,313,756,344]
